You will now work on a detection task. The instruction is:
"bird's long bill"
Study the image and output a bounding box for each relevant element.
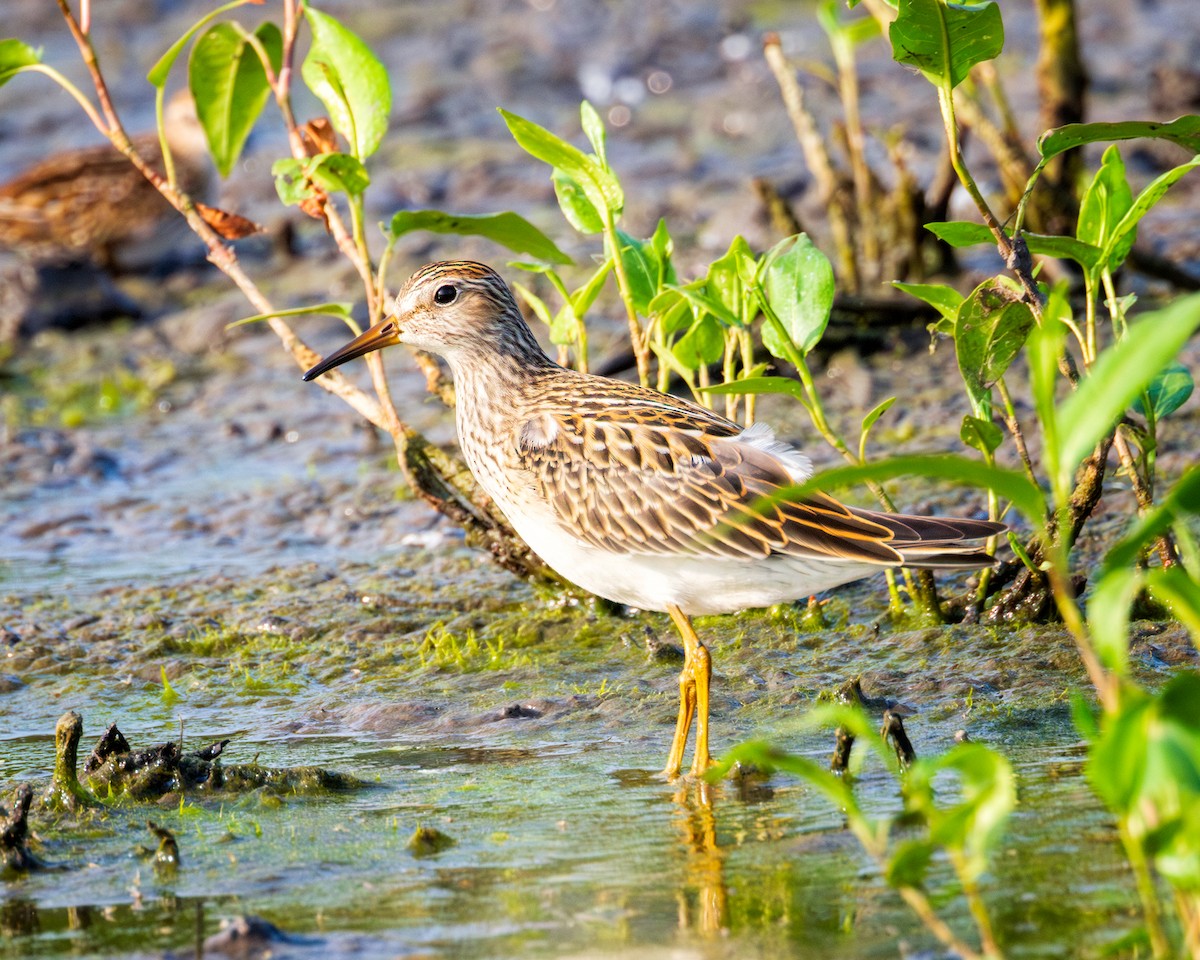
[302,315,402,381]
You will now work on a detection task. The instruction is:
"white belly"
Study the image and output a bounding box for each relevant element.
[505,498,880,616]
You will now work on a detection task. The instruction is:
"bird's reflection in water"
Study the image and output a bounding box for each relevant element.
[672,778,728,937]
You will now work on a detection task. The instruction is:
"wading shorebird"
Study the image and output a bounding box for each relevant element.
[304,261,1003,778]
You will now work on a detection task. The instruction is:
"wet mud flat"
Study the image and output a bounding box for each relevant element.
[4,0,1200,957]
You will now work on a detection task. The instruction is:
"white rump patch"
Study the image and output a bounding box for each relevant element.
[519,411,559,448]
[737,421,813,482]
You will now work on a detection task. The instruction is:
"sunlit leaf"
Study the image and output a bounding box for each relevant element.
[388,210,571,264]
[672,314,724,371]
[772,455,1046,531]
[960,414,1003,455]
[580,100,607,168]
[302,6,391,159]
[1038,116,1200,162]
[1101,155,1200,272]
[500,108,624,217]
[1133,362,1194,420]
[924,220,993,247]
[888,0,1004,90]
[1077,145,1133,267]
[703,376,806,401]
[893,281,963,322]
[1056,293,1200,494]
[0,38,40,89]
[707,236,757,326]
[306,152,370,196]
[611,230,659,315]
[1101,467,1200,576]
[1087,566,1139,675]
[761,234,835,357]
[954,279,1035,405]
[189,22,281,177]
[552,169,604,235]
[147,0,254,88]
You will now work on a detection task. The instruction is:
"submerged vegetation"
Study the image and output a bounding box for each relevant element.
[2,0,1200,957]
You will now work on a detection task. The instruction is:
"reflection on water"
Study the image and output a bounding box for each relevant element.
[673,779,727,938]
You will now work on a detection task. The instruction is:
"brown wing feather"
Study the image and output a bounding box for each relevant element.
[516,400,908,566]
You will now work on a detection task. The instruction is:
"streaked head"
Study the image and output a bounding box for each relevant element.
[303,261,545,382]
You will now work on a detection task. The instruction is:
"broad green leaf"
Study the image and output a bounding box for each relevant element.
[955,279,1036,404]
[707,236,757,326]
[611,230,660,315]
[302,7,391,160]
[960,414,1003,455]
[702,375,806,402]
[761,234,835,357]
[892,281,963,322]
[552,170,604,234]
[1134,362,1194,420]
[1087,566,1139,675]
[1027,286,1069,492]
[649,289,694,336]
[271,157,309,205]
[1103,155,1200,276]
[1021,232,1102,270]
[888,0,1004,90]
[666,282,742,329]
[580,100,607,168]
[1088,691,1153,813]
[0,38,40,89]
[772,454,1046,531]
[306,152,370,196]
[1077,145,1133,266]
[146,0,253,87]
[1038,115,1200,162]
[189,22,282,178]
[649,219,675,280]
[924,220,994,247]
[570,258,614,315]
[388,210,571,264]
[511,281,555,333]
[499,108,623,216]
[886,839,935,888]
[1056,293,1200,494]
[672,314,724,370]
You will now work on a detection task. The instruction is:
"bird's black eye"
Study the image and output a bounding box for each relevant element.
[433,284,458,305]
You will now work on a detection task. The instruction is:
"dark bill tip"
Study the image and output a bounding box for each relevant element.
[302,316,402,382]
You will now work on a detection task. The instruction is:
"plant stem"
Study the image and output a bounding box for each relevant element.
[1118,821,1172,959]
[604,215,650,386]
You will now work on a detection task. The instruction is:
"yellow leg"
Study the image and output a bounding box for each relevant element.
[661,605,714,779]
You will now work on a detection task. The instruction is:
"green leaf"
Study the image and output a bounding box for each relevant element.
[189,22,281,178]
[0,38,40,89]
[924,220,994,247]
[1134,362,1194,420]
[302,6,391,160]
[1103,155,1200,276]
[611,230,659,315]
[306,152,370,196]
[271,157,308,205]
[1021,232,1102,271]
[672,314,724,371]
[707,236,757,326]
[570,258,615,316]
[1038,116,1200,162]
[860,396,897,461]
[702,376,806,402]
[954,279,1036,405]
[146,0,253,88]
[226,302,358,336]
[888,0,1004,90]
[387,210,571,264]
[1056,293,1200,494]
[892,281,963,322]
[1088,566,1140,675]
[960,415,1003,455]
[649,289,694,336]
[886,839,935,888]
[1077,145,1133,267]
[761,235,835,357]
[580,100,607,168]
[666,283,742,329]
[499,108,623,217]
[552,170,604,235]
[773,454,1046,531]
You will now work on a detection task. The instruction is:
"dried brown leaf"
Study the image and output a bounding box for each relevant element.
[196,202,262,240]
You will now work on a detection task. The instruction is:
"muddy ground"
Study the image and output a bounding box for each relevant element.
[2,0,1200,957]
